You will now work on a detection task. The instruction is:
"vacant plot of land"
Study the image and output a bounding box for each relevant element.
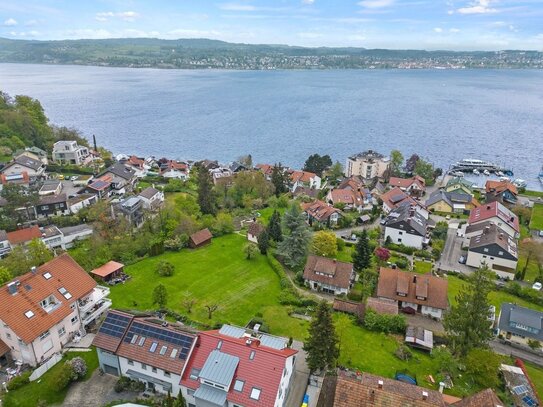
[109,234,285,327]
[529,204,543,230]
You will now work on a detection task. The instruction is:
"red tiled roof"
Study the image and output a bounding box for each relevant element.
[376,267,448,310]
[366,297,399,315]
[189,228,213,246]
[468,201,519,233]
[485,180,518,195]
[380,187,418,211]
[289,170,317,183]
[127,155,145,169]
[0,254,96,343]
[160,160,187,175]
[0,171,30,185]
[303,255,354,290]
[91,261,124,278]
[328,189,363,206]
[6,225,42,245]
[389,176,426,190]
[0,338,9,356]
[92,310,134,353]
[181,329,297,407]
[333,299,364,317]
[301,200,341,222]
[337,176,365,191]
[452,388,505,407]
[255,164,274,175]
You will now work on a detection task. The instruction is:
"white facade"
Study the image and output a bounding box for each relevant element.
[139,190,165,210]
[384,227,424,249]
[346,155,390,180]
[421,305,444,319]
[52,141,90,165]
[69,195,98,214]
[162,169,188,180]
[247,232,259,244]
[308,280,350,296]
[1,162,45,178]
[466,251,517,279]
[291,174,322,193]
[119,356,183,396]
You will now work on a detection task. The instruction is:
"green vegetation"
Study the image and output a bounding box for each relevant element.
[413,260,432,274]
[524,362,543,399]
[521,190,543,198]
[529,204,543,230]
[3,349,98,407]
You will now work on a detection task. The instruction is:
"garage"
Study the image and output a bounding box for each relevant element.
[102,364,119,376]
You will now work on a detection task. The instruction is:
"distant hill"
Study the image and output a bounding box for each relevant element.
[0,37,541,69]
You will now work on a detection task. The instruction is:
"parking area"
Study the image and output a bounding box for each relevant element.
[438,225,473,274]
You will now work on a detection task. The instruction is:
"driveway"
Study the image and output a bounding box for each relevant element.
[438,226,472,275]
[285,341,312,407]
[62,370,138,407]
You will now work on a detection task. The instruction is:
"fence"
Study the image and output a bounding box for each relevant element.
[29,353,62,381]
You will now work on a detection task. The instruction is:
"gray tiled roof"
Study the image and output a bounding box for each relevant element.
[194,384,227,406]
[199,350,240,387]
[498,303,543,341]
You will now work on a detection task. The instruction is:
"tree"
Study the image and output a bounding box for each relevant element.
[196,164,217,215]
[444,265,494,357]
[414,158,434,184]
[181,292,196,314]
[374,247,390,264]
[518,240,543,280]
[271,163,287,196]
[204,303,219,319]
[464,348,501,389]
[268,210,283,242]
[303,154,332,177]
[511,205,531,226]
[303,301,339,372]
[0,266,11,285]
[312,230,338,258]
[174,391,187,407]
[404,154,420,174]
[152,284,168,309]
[390,150,404,177]
[237,154,253,168]
[278,204,311,269]
[352,230,371,271]
[155,260,175,277]
[244,243,258,260]
[257,229,269,254]
[328,161,344,183]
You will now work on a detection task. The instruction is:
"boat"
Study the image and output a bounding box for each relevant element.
[499,176,510,182]
[473,169,480,175]
[483,169,490,176]
[513,179,527,188]
[450,171,464,177]
[452,158,498,172]
[496,171,504,177]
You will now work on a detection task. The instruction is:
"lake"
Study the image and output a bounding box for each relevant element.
[1,63,542,189]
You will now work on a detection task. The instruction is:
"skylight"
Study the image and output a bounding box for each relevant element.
[138,336,146,346]
[160,345,167,355]
[43,272,52,280]
[58,287,67,294]
[150,342,158,353]
[170,348,178,358]
[25,310,34,318]
[131,334,138,344]
[250,388,261,400]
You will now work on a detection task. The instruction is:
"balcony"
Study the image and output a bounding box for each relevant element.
[78,286,110,313]
[82,298,112,326]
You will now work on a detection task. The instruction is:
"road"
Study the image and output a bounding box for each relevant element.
[439,224,472,274]
[490,340,543,367]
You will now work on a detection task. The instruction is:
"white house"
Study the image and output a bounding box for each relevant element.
[288,170,321,192]
[303,255,356,295]
[59,224,94,249]
[1,155,46,179]
[138,187,165,211]
[468,201,520,239]
[383,202,429,249]
[52,140,90,166]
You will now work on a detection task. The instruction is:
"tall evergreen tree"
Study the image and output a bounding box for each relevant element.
[271,163,287,196]
[267,210,283,242]
[444,265,494,357]
[196,164,217,215]
[257,228,269,254]
[352,230,371,271]
[278,204,311,269]
[304,301,339,372]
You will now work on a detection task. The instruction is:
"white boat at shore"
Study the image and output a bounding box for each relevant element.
[513,179,527,188]
[499,176,510,182]
[473,169,480,175]
[483,169,490,176]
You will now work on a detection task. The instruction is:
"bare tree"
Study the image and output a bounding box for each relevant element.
[181,292,197,314]
[204,304,219,319]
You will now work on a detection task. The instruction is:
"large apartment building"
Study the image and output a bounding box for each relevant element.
[345,150,390,180]
[52,140,90,166]
[0,254,111,367]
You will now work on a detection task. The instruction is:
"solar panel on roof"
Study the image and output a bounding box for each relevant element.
[513,385,528,395]
[390,194,405,203]
[123,321,194,352]
[98,312,131,338]
[522,396,536,406]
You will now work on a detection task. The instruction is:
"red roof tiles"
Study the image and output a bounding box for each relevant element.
[189,228,213,247]
[6,225,42,245]
[91,261,125,278]
[303,255,354,290]
[468,201,519,233]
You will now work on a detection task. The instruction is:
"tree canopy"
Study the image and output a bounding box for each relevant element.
[303,154,332,177]
[278,204,311,269]
[304,301,339,372]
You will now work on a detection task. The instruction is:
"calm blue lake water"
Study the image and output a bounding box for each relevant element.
[1,63,542,189]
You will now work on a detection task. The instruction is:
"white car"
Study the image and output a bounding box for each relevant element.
[532,282,542,291]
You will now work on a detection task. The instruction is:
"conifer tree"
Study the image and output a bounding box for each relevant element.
[196,164,217,215]
[277,204,311,269]
[352,230,371,271]
[257,228,269,254]
[271,163,287,196]
[268,210,283,242]
[304,301,339,372]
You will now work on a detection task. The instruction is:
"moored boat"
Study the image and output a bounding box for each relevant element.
[483,169,490,176]
[473,169,480,175]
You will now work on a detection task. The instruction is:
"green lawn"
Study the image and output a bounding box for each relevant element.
[517,252,541,283]
[529,204,543,230]
[109,234,287,328]
[524,362,543,400]
[413,260,433,274]
[258,206,287,223]
[521,190,543,198]
[447,275,543,312]
[3,349,98,407]
[335,244,355,263]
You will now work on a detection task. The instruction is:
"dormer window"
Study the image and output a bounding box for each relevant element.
[40,295,60,313]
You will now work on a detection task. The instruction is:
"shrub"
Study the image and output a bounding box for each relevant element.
[336,238,345,251]
[51,362,74,391]
[68,357,87,380]
[395,257,409,269]
[114,376,133,393]
[363,309,407,334]
[385,242,415,255]
[6,371,31,391]
[155,260,175,277]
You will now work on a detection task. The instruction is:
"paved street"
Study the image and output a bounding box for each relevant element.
[490,340,543,367]
[439,225,472,274]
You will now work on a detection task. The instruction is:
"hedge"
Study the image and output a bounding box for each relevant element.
[363,309,407,334]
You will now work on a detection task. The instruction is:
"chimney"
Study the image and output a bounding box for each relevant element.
[31,266,37,274]
[377,380,383,389]
[422,391,428,400]
[486,205,491,210]
[413,275,417,283]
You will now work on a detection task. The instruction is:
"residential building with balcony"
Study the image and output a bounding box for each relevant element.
[0,254,111,366]
[345,150,390,181]
[52,140,90,165]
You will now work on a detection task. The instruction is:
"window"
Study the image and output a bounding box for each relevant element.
[25,310,34,319]
[160,345,167,355]
[141,363,147,370]
[498,251,504,256]
[138,336,146,346]
[58,327,66,336]
[128,360,134,366]
[398,231,403,235]
[484,248,489,252]
[188,389,195,396]
[249,351,255,360]
[217,340,222,350]
[59,287,67,295]
[189,368,200,380]
[234,379,244,392]
[39,331,50,341]
[6,333,11,340]
[164,371,171,378]
[71,315,79,324]
[150,342,158,353]
[43,272,52,280]
[170,348,178,358]
[131,334,138,344]
[250,388,261,400]
[152,367,157,373]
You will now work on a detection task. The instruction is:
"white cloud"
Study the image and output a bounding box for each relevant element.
[358,0,395,9]
[218,3,257,11]
[302,0,315,4]
[95,11,140,22]
[456,0,498,15]
[434,27,443,33]
[3,18,17,26]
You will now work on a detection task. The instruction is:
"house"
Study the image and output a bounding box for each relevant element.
[365,297,399,315]
[376,267,448,319]
[425,190,479,214]
[68,193,98,214]
[388,175,426,197]
[181,324,297,407]
[500,364,540,407]
[99,163,137,194]
[292,186,319,199]
[1,155,46,179]
[345,150,390,181]
[303,255,356,295]
[465,223,518,279]
[405,326,433,351]
[138,187,164,211]
[445,177,474,195]
[16,147,48,165]
[468,201,519,239]
[52,140,90,165]
[6,225,43,247]
[35,193,69,217]
[189,228,213,249]
[380,187,416,214]
[0,254,111,366]
[124,155,149,178]
[117,197,145,228]
[288,170,321,192]
[247,222,265,244]
[40,225,65,250]
[211,167,234,187]
[497,304,543,349]
[255,164,275,181]
[229,161,248,173]
[326,188,371,212]
[90,261,125,283]
[39,180,62,196]
[93,310,197,395]
[0,172,30,188]
[59,224,93,249]
[383,202,429,249]
[321,370,504,407]
[159,160,189,180]
[301,200,342,227]
[198,159,219,171]
[80,177,111,199]
[485,180,518,205]
[0,230,11,258]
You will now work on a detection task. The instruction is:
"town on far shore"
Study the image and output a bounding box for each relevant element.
[1,93,543,407]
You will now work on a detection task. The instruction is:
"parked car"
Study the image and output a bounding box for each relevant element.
[539,230,543,237]
[458,255,466,264]
[532,282,542,291]
[70,175,78,181]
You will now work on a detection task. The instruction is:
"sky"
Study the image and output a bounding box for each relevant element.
[0,0,542,50]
